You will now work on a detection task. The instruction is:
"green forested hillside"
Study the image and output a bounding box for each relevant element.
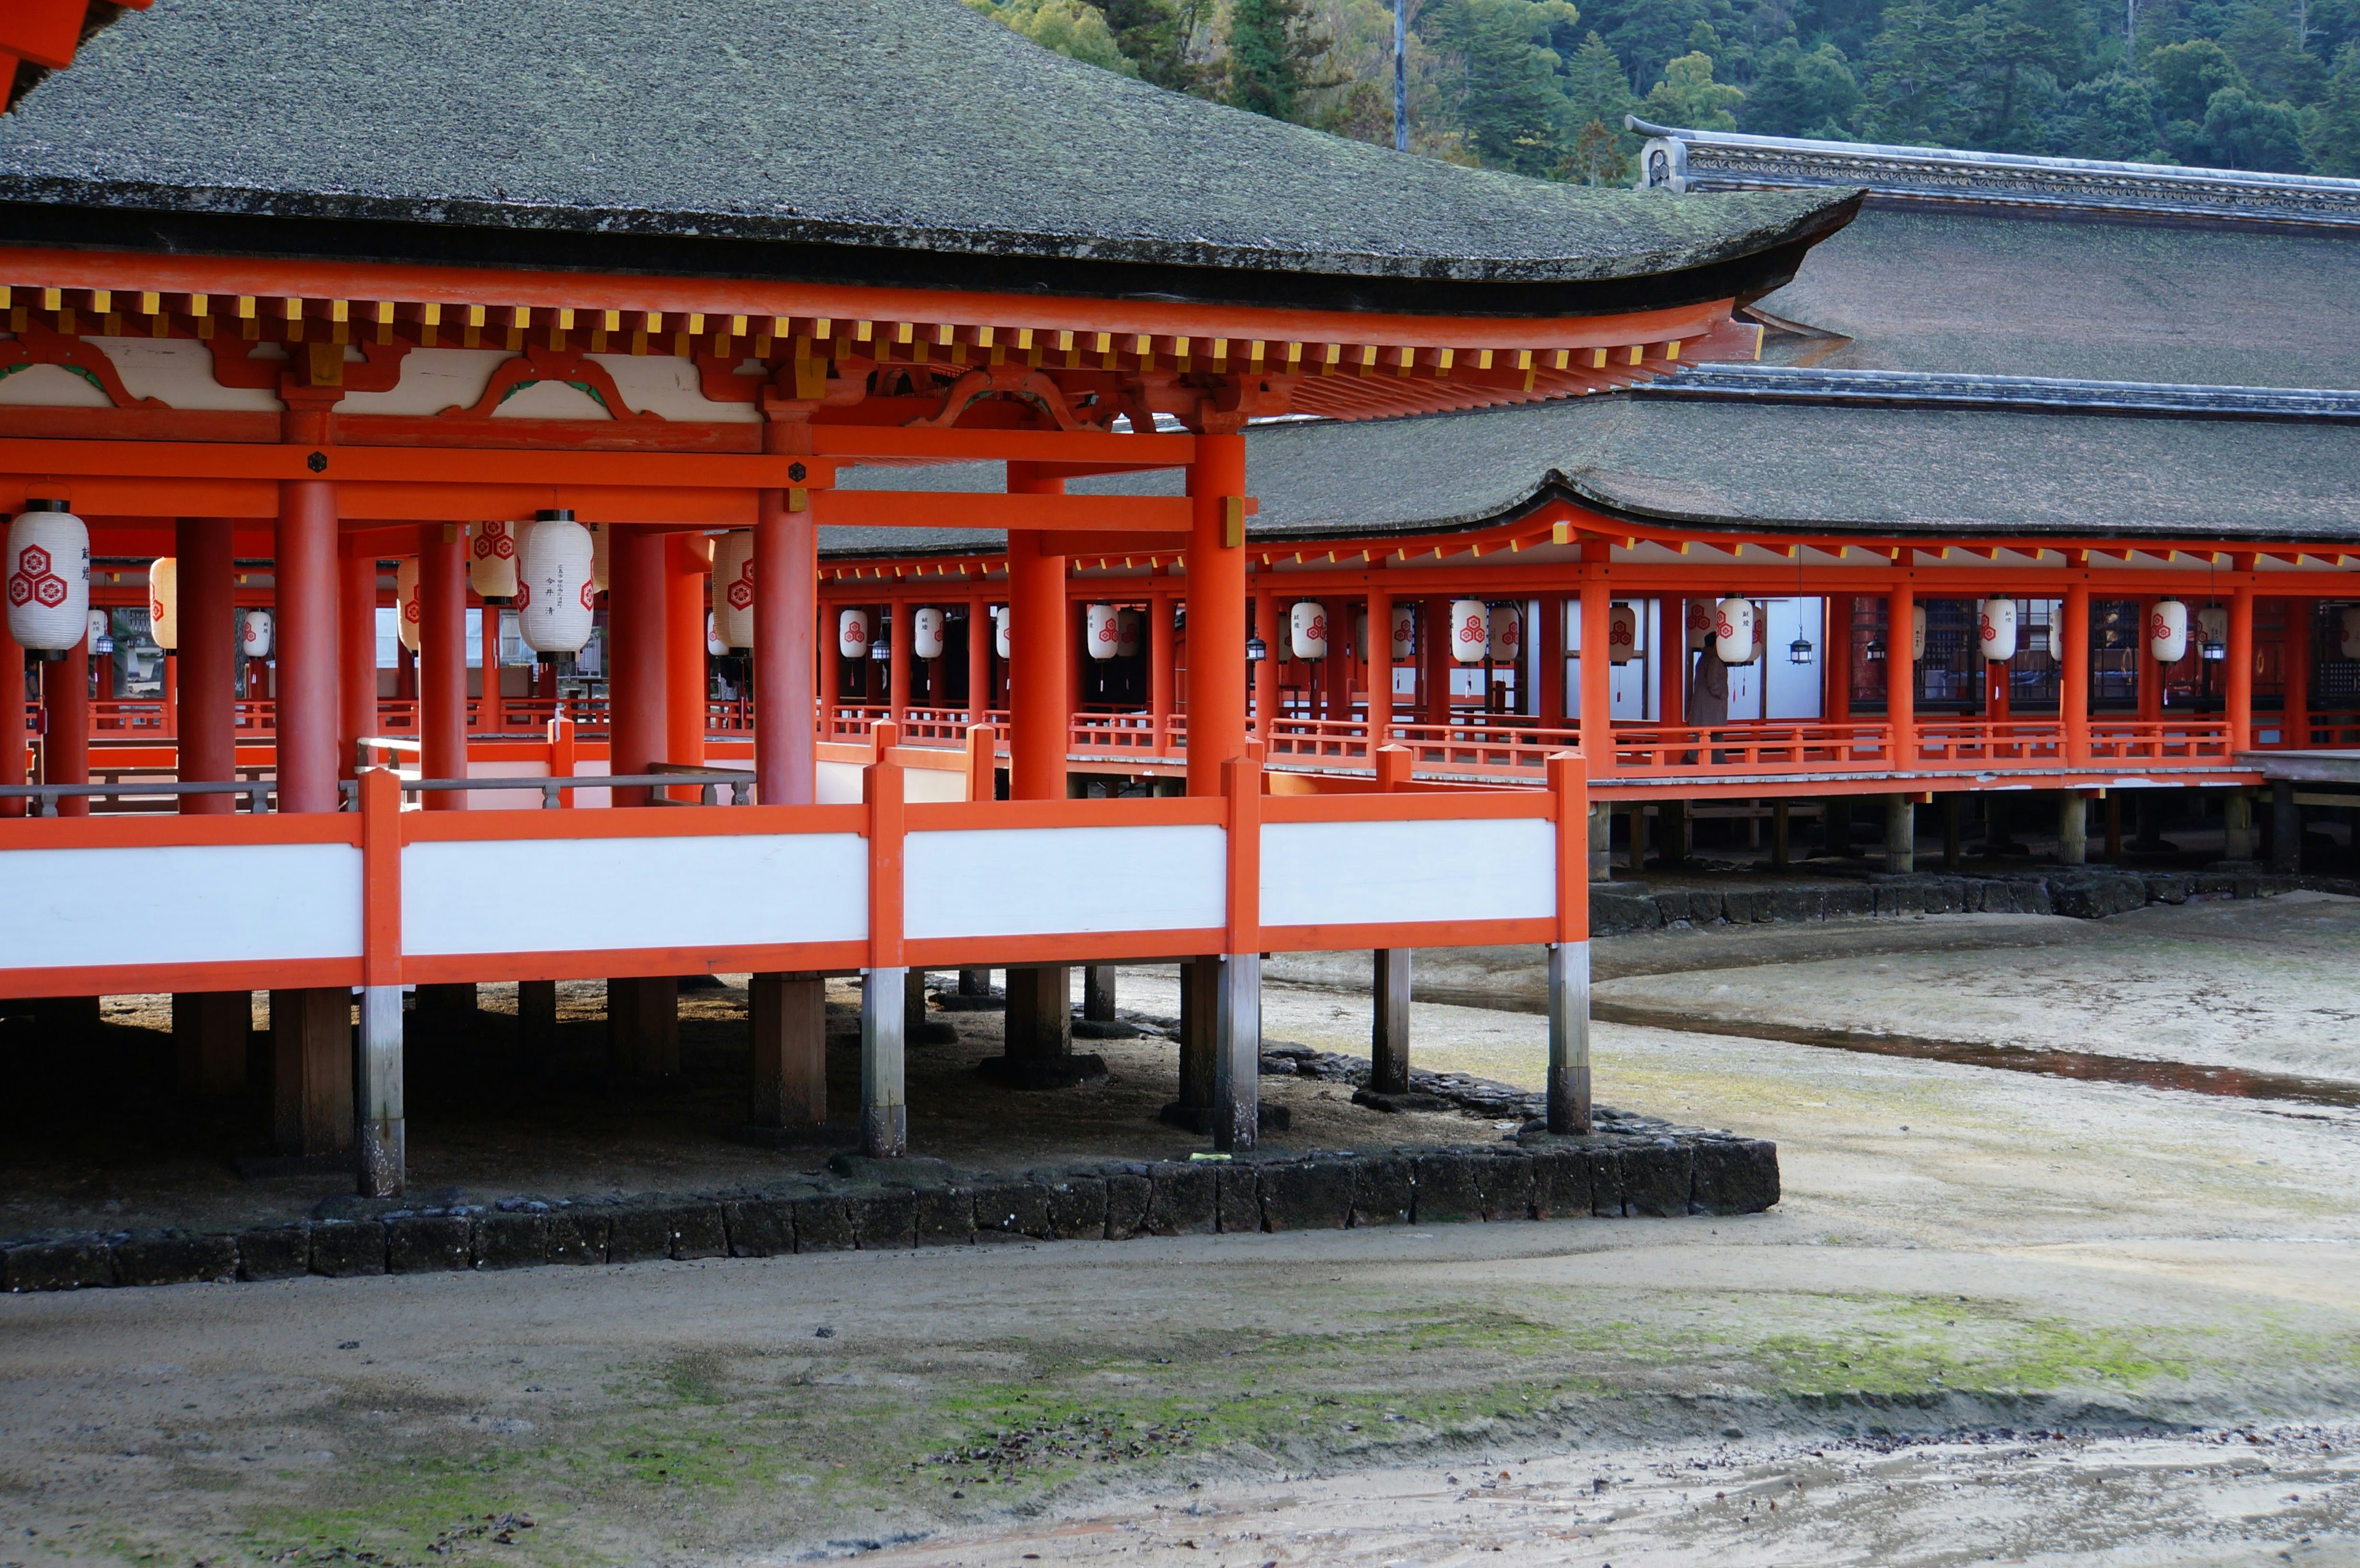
[967,0,2360,177]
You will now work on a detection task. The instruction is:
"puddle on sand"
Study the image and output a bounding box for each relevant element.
[1591,1002,2360,1111]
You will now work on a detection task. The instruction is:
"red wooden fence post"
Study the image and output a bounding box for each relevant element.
[1547,750,1592,1135]
[862,719,907,1157]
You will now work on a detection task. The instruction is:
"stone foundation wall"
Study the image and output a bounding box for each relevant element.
[1592,868,2296,935]
[0,1135,1779,1294]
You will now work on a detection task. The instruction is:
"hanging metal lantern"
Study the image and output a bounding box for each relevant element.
[1977,598,2018,662]
[241,608,273,661]
[1289,600,1328,662]
[148,557,178,651]
[1115,607,1143,659]
[838,608,870,661]
[396,559,421,653]
[1487,603,1522,664]
[469,520,519,603]
[1390,605,1415,659]
[2149,599,2189,663]
[2198,605,2228,662]
[1789,631,1815,665]
[913,605,947,661]
[1712,595,1753,665]
[1085,602,1120,661]
[1449,599,1488,665]
[87,608,111,657]
[5,500,91,660]
[993,605,1010,660]
[516,511,595,658]
[590,523,610,594]
[1685,597,1714,651]
[710,530,755,651]
[1605,602,1638,665]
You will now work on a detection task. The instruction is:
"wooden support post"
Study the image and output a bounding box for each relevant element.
[1173,957,1218,1121]
[1002,965,1072,1059]
[2284,598,2313,748]
[1659,798,1686,867]
[1576,573,1611,766]
[1943,794,1964,868]
[2271,779,2300,872]
[40,624,88,815]
[903,966,930,1037]
[1825,594,1852,724]
[1589,800,1610,882]
[2224,790,2257,862]
[1886,583,1916,768]
[1007,501,1068,801]
[277,477,339,814]
[173,991,248,1095]
[1371,948,1410,1094]
[0,611,20,821]
[517,979,557,1070]
[420,523,468,809]
[1885,793,1916,872]
[1422,597,1450,726]
[337,548,377,778]
[1083,965,1117,1022]
[2227,581,2256,755]
[607,976,679,1079]
[755,487,817,806]
[1185,432,1249,793]
[958,968,992,997]
[270,986,352,1158]
[1213,754,1262,1153]
[2057,792,2088,866]
[1149,590,1176,750]
[2104,792,2123,863]
[665,531,709,799]
[608,525,666,809]
[1772,800,1792,868]
[1548,753,1592,1135]
[1826,797,1852,857]
[750,971,825,1127]
[1366,585,1392,748]
[860,966,907,1158]
[819,592,842,741]
[177,517,234,815]
[1537,593,1565,729]
[2061,583,2090,768]
[356,984,403,1199]
[1253,586,1278,737]
[966,594,992,727]
[1659,597,1686,727]
[1322,596,1348,722]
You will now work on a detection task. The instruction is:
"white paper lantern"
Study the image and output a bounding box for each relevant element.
[1911,604,1928,662]
[1115,607,1143,659]
[1712,595,1754,665]
[993,605,1010,660]
[1083,602,1120,662]
[710,530,755,651]
[909,605,946,661]
[396,559,422,654]
[1289,600,1328,662]
[1749,600,1769,664]
[2197,605,2228,653]
[705,612,728,659]
[590,523,610,594]
[1449,599,1489,664]
[1487,603,1522,664]
[469,520,519,602]
[88,608,111,654]
[1606,602,1638,665]
[5,502,90,656]
[148,558,178,650]
[1390,605,1415,659]
[1977,598,2018,662]
[516,512,596,656]
[838,608,870,661]
[2339,605,2360,660]
[1685,597,1714,651]
[2147,600,2188,664]
[241,608,273,660]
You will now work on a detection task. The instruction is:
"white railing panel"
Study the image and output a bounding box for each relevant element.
[905,825,1225,941]
[1261,818,1555,928]
[403,834,867,956]
[0,842,361,969]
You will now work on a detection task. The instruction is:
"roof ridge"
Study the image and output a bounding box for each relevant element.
[1642,364,2360,420]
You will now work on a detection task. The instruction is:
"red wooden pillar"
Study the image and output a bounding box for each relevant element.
[1185,434,1249,795]
[0,611,21,818]
[38,625,88,815]
[608,525,665,809]
[276,480,340,815]
[1576,575,1611,768]
[1422,597,1452,726]
[1322,598,1348,723]
[965,593,991,727]
[1366,584,1392,747]
[1823,594,1850,724]
[1007,506,1069,802]
[889,598,911,732]
[419,523,468,810]
[754,488,816,806]
[1887,583,1916,765]
[664,531,708,799]
[2137,596,2162,722]
[2284,598,2313,747]
[1251,583,1277,738]
[176,518,235,816]
[1538,593,1565,729]
[337,547,377,778]
[1149,590,1176,751]
[2061,583,2091,767]
[475,590,499,729]
[2227,578,2256,753]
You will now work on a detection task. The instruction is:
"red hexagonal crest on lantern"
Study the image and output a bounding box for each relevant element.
[18,545,52,578]
[726,579,754,611]
[33,575,68,608]
[6,574,31,607]
[513,582,532,610]
[579,581,597,611]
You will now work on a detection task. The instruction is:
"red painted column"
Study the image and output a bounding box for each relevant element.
[2284,598,2313,747]
[966,593,991,727]
[1252,584,1277,739]
[1006,511,1068,799]
[2061,583,2091,767]
[1184,432,1249,796]
[1576,576,1611,769]
[1422,597,1451,726]
[476,589,500,730]
[888,597,911,732]
[2137,597,2162,722]
[2227,579,2256,754]
[665,531,709,799]
[337,548,377,778]
[1538,594,1566,729]
[1149,590,1176,751]
[1887,583,1916,767]
[0,612,21,818]
[1322,599,1348,723]
[177,518,235,817]
[608,526,666,809]
[39,625,88,815]
[1365,584,1392,748]
[1661,598,1688,728]
[419,523,468,810]
[275,480,340,815]
[755,490,817,806]
[1823,595,1850,724]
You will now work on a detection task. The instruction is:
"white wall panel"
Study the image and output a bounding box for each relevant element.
[404,833,865,955]
[0,842,361,969]
[1261,818,1555,929]
[905,825,1224,940]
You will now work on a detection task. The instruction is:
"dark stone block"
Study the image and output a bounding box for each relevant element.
[546,1209,610,1265]
[1691,1139,1782,1215]
[846,1187,919,1250]
[1530,1147,1592,1220]
[1215,1166,1262,1234]
[1771,885,1826,922]
[1923,879,1964,915]
[604,1205,671,1264]
[236,1225,311,1281]
[112,1229,237,1287]
[1587,1148,1627,1217]
[1477,1150,1536,1221]
[1651,891,1693,925]
[1349,1152,1413,1226]
[1103,1172,1152,1239]
[722,1197,795,1258]
[310,1220,387,1278]
[1256,1159,1351,1231]
[1351,1086,1458,1114]
[974,1178,1053,1241]
[916,1185,977,1246]
[790,1194,855,1253]
[1590,892,1660,933]
[1039,1175,1107,1241]
[473,1211,553,1270]
[2051,872,2146,920]
[1621,1141,1694,1218]
[664,1202,728,1260]
[2011,879,2055,915]
[1141,1162,1217,1236]
[3,1236,115,1292]
[1823,884,1874,918]
[385,1215,472,1274]
[1720,890,1758,925]
[2144,873,2189,905]
[1413,1149,1484,1224]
